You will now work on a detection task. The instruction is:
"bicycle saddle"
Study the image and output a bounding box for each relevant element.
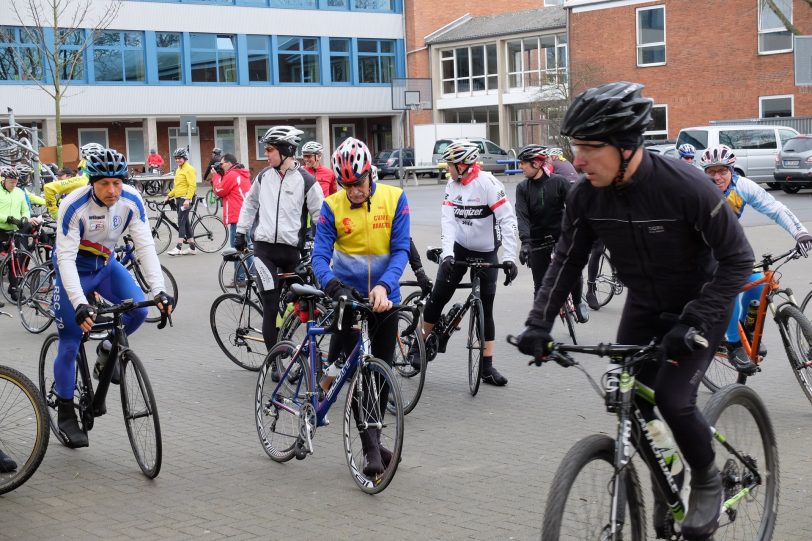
[426,247,442,264]
[291,283,325,299]
[221,247,240,261]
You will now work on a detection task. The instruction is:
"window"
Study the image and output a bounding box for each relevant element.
[0,27,42,81]
[441,43,498,95]
[783,136,812,152]
[353,0,393,9]
[247,35,270,82]
[214,127,236,155]
[644,104,668,140]
[760,95,793,118]
[156,32,182,82]
[759,0,792,54]
[333,124,355,147]
[126,128,146,163]
[636,6,665,66]
[329,38,350,83]
[270,0,317,7]
[357,39,394,84]
[78,128,108,148]
[677,129,709,150]
[59,29,85,82]
[277,36,320,83]
[779,129,799,145]
[93,31,145,82]
[720,129,777,150]
[168,127,180,161]
[190,33,237,83]
[506,34,567,89]
[544,0,564,5]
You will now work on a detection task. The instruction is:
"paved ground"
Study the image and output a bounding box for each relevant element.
[1,181,812,539]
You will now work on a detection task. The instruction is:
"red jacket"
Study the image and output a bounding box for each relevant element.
[306,165,337,197]
[212,165,251,224]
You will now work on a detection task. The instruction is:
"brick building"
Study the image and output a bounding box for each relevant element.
[566,0,809,140]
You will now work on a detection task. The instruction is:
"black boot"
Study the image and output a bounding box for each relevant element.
[585,283,600,310]
[682,462,722,540]
[0,448,17,473]
[376,428,393,468]
[57,397,88,448]
[359,429,384,477]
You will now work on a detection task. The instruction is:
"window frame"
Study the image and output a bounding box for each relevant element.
[0,26,43,82]
[329,37,351,84]
[275,36,321,84]
[246,34,271,84]
[505,33,568,90]
[58,28,86,83]
[125,127,146,164]
[636,5,666,67]
[78,128,109,148]
[758,0,793,55]
[189,33,238,84]
[91,30,146,84]
[441,43,499,96]
[214,126,236,155]
[356,38,395,85]
[644,104,668,139]
[759,94,794,118]
[155,31,184,84]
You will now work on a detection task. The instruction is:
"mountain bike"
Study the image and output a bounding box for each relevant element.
[507,336,779,540]
[145,198,228,255]
[39,299,172,478]
[255,284,417,494]
[424,248,509,396]
[0,310,49,494]
[703,248,812,405]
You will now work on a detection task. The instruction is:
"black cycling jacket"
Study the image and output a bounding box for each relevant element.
[515,172,571,245]
[526,151,754,333]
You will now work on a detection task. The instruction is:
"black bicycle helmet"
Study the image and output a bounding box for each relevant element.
[85,149,129,181]
[560,82,652,145]
[173,147,189,160]
[517,144,550,162]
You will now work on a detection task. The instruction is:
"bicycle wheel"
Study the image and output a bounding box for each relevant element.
[205,190,219,216]
[541,433,646,540]
[702,384,779,540]
[119,350,161,478]
[801,289,812,319]
[38,333,83,447]
[401,290,422,307]
[776,304,812,405]
[192,214,228,253]
[0,249,33,304]
[210,293,266,371]
[17,265,55,334]
[389,311,426,415]
[255,341,311,463]
[131,263,179,324]
[593,252,618,308]
[702,346,747,393]
[148,216,173,256]
[467,299,484,396]
[0,365,49,495]
[144,179,161,196]
[564,304,578,345]
[218,257,255,298]
[343,357,403,494]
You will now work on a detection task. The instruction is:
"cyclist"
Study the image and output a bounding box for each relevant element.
[45,146,106,220]
[212,153,253,287]
[301,141,337,197]
[52,149,174,448]
[146,148,164,172]
[77,143,105,175]
[547,147,580,183]
[678,143,698,167]
[515,144,588,323]
[700,144,812,374]
[0,166,34,302]
[514,82,754,540]
[234,126,323,357]
[421,140,518,387]
[312,137,410,477]
[165,147,198,256]
[202,147,223,183]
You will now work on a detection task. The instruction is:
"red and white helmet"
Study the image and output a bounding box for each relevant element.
[699,144,736,170]
[442,140,480,165]
[332,137,372,186]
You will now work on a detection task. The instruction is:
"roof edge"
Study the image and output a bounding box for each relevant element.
[424,14,473,43]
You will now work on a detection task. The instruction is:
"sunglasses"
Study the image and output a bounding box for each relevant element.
[338,170,370,190]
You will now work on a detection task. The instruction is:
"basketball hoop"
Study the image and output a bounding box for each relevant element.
[408,103,422,113]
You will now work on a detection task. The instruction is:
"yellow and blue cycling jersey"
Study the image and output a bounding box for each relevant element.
[44,173,89,219]
[312,182,410,303]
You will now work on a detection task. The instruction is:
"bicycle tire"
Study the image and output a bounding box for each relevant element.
[388,311,426,415]
[593,251,618,308]
[776,304,812,405]
[702,384,779,540]
[0,248,33,304]
[192,214,228,253]
[218,257,257,299]
[343,357,403,494]
[468,299,484,396]
[541,433,646,541]
[702,347,747,393]
[119,350,162,478]
[210,293,266,371]
[144,180,161,196]
[0,365,49,495]
[148,216,173,255]
[17,265,55,334]
[255,341,311,463]
[131,262,179,324]
[564,303,578,345]
[800,289,812,317]
[38,333,84,447]
[401,290,422,307]
[205,190,220,216]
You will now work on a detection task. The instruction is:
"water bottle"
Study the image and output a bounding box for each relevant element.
[646,419,684,485]
[744,300,760,333]
[446,302,464,330]
[603,362,621,412]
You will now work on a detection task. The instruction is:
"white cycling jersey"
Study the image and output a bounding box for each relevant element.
[55,184,165,309]
[440,166,518,261]
[725,174,808,239]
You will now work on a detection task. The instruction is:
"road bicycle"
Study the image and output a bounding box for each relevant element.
[217,247,258,300]
[703,248,812,405]
[0,310,49,494]
[590,249,624,308]
[116,234,179,324]
[255,284,416,494]
[145,198,228,255]
[203,187,220,216]
[0,230,34,304]
[39,299,171,478]
[507,336,779,540]
[388,280,428,415]
[526,239,583,345]
[424,248,508,396]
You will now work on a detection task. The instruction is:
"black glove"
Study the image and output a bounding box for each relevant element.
[440,256,455,276]
[74,303,96,326]
[662,322,707,359]
[415,268,433,296]
[324,279,360,302]
[516,325,554,360]
[503,260,518,286]
[5,216,18,225]
[234,233,247,252]
[519,243,530,266]
[796,233,812,257]
[154,291,175,311]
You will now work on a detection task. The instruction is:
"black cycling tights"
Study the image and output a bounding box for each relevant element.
[253,241,302,351]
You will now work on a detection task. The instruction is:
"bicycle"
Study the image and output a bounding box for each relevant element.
[255,284,416,494]
[0,309,50,495]
[387,280,428,415]
[204,187,220,216]
[424,248,509,396]
[0,229,35,304]
[507,335,779,540]
[145,198,228,255]
[116,234,179,324]
[217,247,257,300]
[589,249,624,308]
[38,299,171,478]
[16,258,55,334]
[702,248,812,404]
[526,239,582,345]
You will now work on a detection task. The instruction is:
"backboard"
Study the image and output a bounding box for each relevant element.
[391,78,432,111]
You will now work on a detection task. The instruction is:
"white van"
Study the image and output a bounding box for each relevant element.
[675,125,799,183]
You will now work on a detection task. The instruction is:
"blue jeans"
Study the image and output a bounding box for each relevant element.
[228,223,254,282]
[725,272,766,343]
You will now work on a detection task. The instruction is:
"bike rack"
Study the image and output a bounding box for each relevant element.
[498,150,522,175]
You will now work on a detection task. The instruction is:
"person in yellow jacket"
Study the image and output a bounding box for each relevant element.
[165,147,198,255]
[44,172,88,219]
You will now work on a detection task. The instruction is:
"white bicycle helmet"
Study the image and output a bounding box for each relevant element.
[332,137,372,186]
[699,144,736,170]
[301,141,323,155]
[80,142,106,161]
[442,140,480,165]
[677,143,697,158]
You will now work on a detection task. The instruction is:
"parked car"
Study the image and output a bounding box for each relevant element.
[676,124,799,184]
[432,138,508,173]
[774,135,812,193]
[373,148,414,179]
[646,143,679,159]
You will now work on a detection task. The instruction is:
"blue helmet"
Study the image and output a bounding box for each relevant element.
[85,149,128,181]
[677,143,696,158]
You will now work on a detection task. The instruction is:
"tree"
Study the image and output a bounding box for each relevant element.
[9,0,122,166]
